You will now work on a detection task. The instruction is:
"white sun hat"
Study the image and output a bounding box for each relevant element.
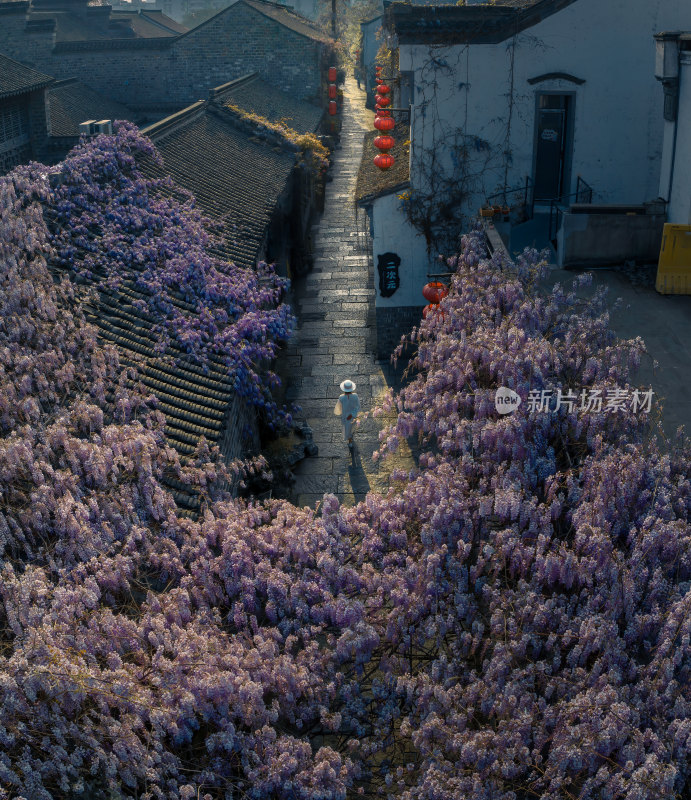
[340,379,356,392]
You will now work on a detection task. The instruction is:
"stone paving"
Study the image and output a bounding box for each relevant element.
[282,77,416,509]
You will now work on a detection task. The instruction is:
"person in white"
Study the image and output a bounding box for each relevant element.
[334,379,360,449]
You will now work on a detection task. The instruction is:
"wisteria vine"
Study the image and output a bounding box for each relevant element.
[23,122,296,430]
[1,149,690,800]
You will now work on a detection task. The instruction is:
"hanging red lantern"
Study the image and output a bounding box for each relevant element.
[374,153,395,170]
[375,108,392,117]
[375,94,391,107]
[374,135,395,151]
[328,83,337,99]
[328,66,337,82]
[375,65,382,72]
[328,101,337,115]
[375,78,383,85]
[374,116,395,131]
[422,281,449,304]
[377,84,391,94]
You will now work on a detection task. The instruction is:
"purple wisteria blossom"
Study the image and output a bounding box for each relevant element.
[1,145,690,800]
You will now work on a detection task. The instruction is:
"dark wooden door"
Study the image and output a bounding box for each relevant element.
[534,108,565,200]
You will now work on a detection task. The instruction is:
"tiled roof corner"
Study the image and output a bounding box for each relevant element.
[0,53,54,99]
[239,0,332,42]
[387,0,580,44]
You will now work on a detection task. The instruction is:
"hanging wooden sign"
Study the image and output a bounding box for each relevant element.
[377,252,401,298]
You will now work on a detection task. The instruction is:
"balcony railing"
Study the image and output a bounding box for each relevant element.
[485,176,535,222]
[548,176,594,241]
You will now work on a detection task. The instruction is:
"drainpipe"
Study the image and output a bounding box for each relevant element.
[654,32,682,206]
[666,56,683,204]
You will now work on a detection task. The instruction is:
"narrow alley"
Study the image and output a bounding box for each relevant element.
[283,76,415,509]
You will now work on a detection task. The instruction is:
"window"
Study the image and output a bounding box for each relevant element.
[0,102,29,145]
[399,70,414,111]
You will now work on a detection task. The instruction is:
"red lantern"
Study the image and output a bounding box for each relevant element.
[328,66,337,82]
[328,83,337,99]
[422,304,445,321]
[374,153,395,170]
[375,78,383,85]
[375,94,391,107]
[377,84,390,94]
[374,135,395,151]
[375,108,392,117]
[374,116,395,131]
[328,101,337,115]
[375,65,382,73]
[422,281,449,304]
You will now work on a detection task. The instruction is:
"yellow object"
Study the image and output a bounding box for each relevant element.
[656,224,691,294]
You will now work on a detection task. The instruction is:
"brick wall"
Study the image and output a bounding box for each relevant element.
[28,88,50,155]
[0,3,32,63]
[0,2,329,110]
[375,305,422,361]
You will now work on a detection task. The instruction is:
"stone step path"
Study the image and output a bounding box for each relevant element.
[283,77,415,509]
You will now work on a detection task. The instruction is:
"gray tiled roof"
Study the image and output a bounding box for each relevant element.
[356,129,410,205]
[42,105,298,512]
[214,73,324,134]
[42,215,234,513]
[387,0,579,44]
[110,9,188,37]
[0,53,53,99]
[142,105,296,270]
[27,5,184,42]
[240,0,331,42]
[48,78,137,136]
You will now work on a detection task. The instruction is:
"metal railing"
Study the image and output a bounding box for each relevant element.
[548,176,594,241]
[485,176,535,221]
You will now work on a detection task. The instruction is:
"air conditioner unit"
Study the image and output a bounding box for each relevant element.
[79,119,98,135]
[93,119,113,135]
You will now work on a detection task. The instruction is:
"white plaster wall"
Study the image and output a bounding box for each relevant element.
[400,0,691,223]
[668,53,691,224]
[361,16,382,71]
[371,192,431,308]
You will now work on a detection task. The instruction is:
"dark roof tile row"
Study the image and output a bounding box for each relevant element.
[213,73,324,134]
[142,106,296,270]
